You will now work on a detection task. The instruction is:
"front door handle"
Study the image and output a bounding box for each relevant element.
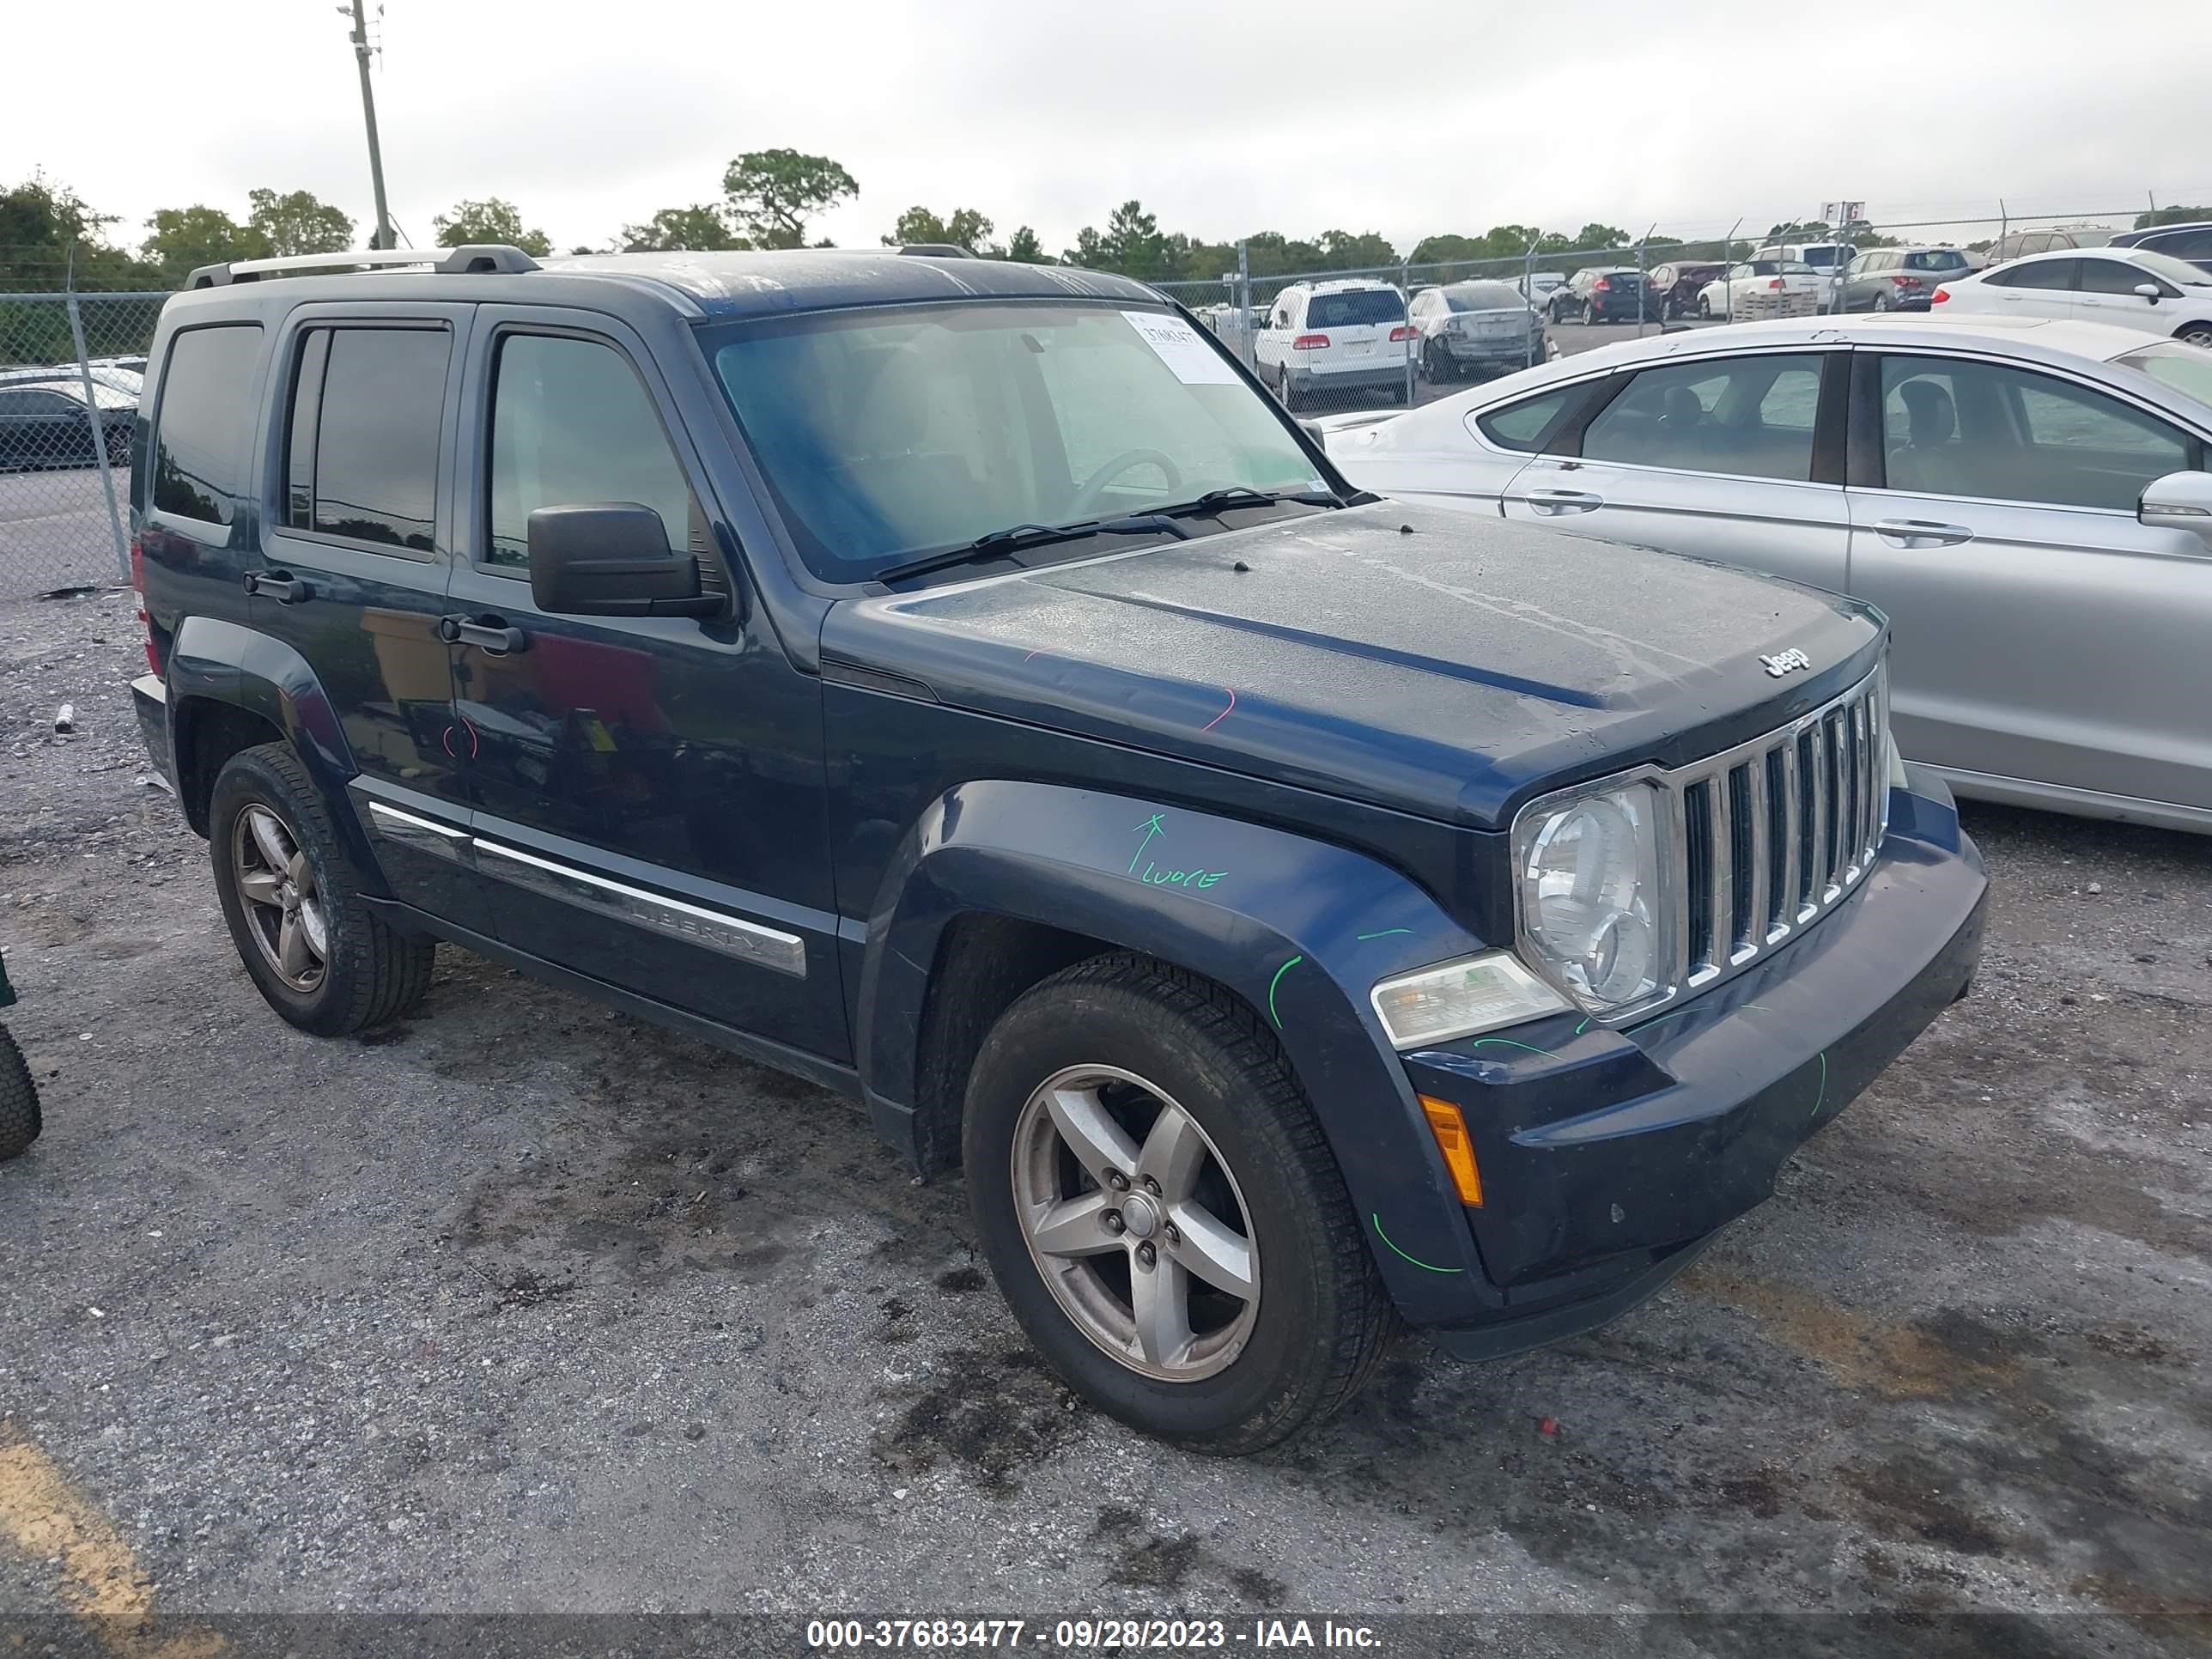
[1525,488,1604,515]
[243,570,312,605]
[439,613,529,655]
[1871,518,1974,549]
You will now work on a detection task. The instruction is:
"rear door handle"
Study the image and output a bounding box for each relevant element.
[243,570,312,605]
[1871,518,1974,548]
[439,613,529,655]
[1525,489,1604,514]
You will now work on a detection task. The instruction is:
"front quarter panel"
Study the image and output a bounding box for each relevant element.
[859,781,1509,1322]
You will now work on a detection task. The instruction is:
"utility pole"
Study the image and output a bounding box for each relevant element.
[345,0,394,249]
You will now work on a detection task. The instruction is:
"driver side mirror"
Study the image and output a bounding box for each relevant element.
[2134,283,2164,303]
[527,503,723,618]
[2140,471,2212,550]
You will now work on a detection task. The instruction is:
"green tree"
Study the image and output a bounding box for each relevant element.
[1573,223,1632,252]
[883,205,993,250]
[1001,226,1048,264]
[432,198,552,257]
[2136,204,2212,229]
[621,204,748,252]
[1,172,154,296]
[143,205,270,275]
[1066,200,1182,279]
[246,187,354,255]
[1316,230,1399,270]
[722,149,857,249]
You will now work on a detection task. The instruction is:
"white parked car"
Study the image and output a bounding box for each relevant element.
[1697,260,1827,320]
[1517,270,1567,307]
[1931,247,2212,345]
[1314,313,2212,833]
[1253,279,1415,410]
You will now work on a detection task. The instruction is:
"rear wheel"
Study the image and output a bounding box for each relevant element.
[1274,364,1299,411]
[1873,290,1893,313]
[2176,322,2212,348]
[210,743,435,1036]
[963,954,1396,1453]
[0,1024,40,1161]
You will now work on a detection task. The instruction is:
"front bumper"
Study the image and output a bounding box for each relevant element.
[1402,768,1985,1358]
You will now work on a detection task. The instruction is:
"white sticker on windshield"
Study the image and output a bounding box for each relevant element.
[1122,311,1241,385]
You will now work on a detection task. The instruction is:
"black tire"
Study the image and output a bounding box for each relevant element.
[1274,365,1299,412]
[209,743,435,1036]
[1872,290,1892,313]
[1420,339,1447,385]
[1697,295,1711,319]
[963,953,1398,1454]
[2176,323,2212,349]
[0,1024,40,1161]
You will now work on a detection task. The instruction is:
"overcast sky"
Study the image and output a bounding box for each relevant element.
[9,0,2209,262]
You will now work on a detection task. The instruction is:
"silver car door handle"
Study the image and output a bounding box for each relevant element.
[1871,518,1974,548]
[1525,489,1604,514]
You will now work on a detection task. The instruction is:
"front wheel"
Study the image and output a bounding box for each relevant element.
[963,955,1397,1453]
[0,1024,40,1161]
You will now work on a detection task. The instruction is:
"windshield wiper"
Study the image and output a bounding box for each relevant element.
[1158,485,1346,517]
[872,514,1190,586]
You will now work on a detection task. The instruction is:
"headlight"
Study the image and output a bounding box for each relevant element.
[1511,781,1671,1017]
[1370,951,1568,1048]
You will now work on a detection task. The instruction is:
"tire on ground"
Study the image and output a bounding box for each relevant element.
[0,1025,40,1161]
[208,742,435,1037]
[963,951,1399,1453]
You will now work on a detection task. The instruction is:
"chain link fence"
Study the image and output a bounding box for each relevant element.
[1,291,167,600]
[1160,203,2183,419]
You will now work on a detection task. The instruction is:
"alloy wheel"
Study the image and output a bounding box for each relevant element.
[232,804,330,993]
[1011,1063,1261,1382]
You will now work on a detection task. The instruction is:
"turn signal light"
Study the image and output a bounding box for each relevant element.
[1419,1095,1484,1206]
[1389,325,1415,342]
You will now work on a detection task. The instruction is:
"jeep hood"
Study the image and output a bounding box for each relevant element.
[818,502,1884,830]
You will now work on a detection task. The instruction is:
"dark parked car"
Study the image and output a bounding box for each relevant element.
[1648,261,1724,321]
[0,379,135,471]
[1549,266,1651,324]
[1837,246,1973,312]
[2108,221,2212,275]
[126,244,1985,1452]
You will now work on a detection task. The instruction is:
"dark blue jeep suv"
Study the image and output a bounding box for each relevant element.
[125,243,1986,1451]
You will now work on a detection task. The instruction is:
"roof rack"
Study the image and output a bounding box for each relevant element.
[186,244,542,290]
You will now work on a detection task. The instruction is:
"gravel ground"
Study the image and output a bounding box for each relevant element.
[1,587,2207,1655]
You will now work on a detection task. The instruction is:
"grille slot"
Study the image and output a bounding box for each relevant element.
[1669,665,1888,1008]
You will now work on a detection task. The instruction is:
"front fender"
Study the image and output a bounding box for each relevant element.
[858,780,1508,1321]
[167,616,369,866]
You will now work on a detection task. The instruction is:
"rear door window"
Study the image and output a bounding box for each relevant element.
[151,324,264,526]
[1580,354,1827,481]
[302,327,449,553]
[1474,386,1578,452]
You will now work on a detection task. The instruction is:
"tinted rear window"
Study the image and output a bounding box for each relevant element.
[311,328,449,551]
[151,324,263,526]
[1306,290,1405,327]
[1443,283,1525,311]
[1903,250,1967,270]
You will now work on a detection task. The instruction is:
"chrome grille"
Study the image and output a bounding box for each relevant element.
[1670,665,1889,994]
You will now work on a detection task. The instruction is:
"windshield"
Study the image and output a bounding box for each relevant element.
[2130,249,2212,288]
[2117,343,2212,406]
[1443,283,1525,312]
[708,302,1324,580]
[1306,289,1405,327]
[1798,246,1849,268]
